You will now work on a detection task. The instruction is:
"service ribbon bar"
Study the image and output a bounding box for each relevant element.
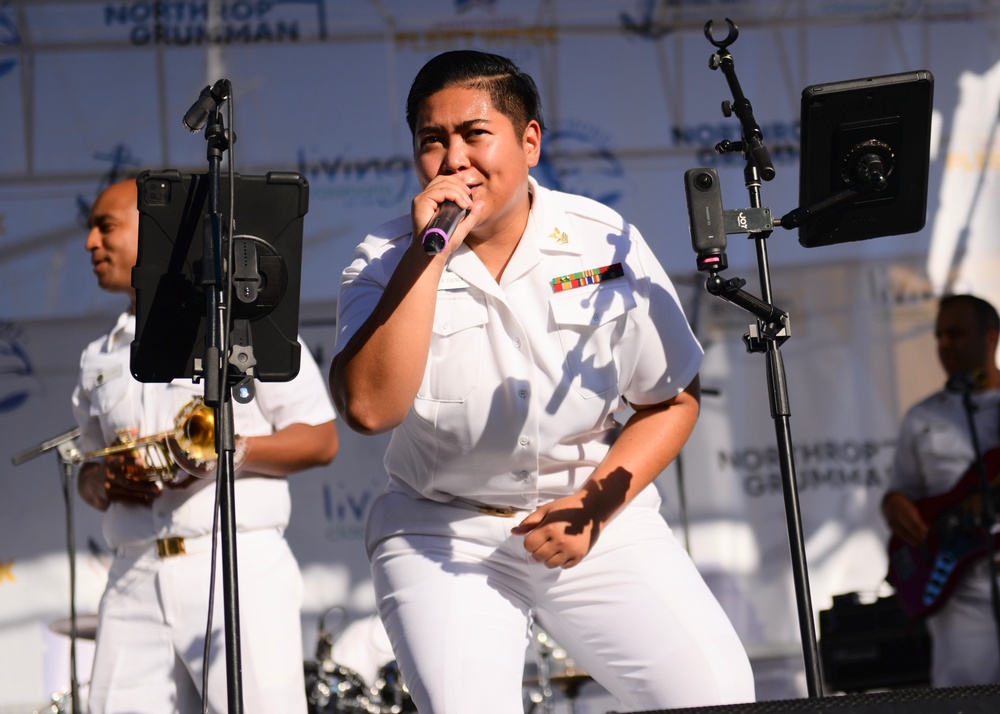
[550,263,624,293]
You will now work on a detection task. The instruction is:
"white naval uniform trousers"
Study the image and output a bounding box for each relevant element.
[366,488,756,713]
[87,528,305,714]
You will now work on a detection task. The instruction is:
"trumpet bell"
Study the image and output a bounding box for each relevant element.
[165,397,220,478]
[174,398,216,462]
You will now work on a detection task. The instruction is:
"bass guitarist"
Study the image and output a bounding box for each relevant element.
[882,293,1000,687]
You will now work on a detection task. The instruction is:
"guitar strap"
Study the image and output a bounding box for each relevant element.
[971,389,1000,469]
[995,390,1000,448]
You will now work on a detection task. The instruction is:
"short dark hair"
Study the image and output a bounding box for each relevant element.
[940,293,1000,334]
[405,50,546,138]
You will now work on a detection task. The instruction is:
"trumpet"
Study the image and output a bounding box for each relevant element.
[68,397,217,482]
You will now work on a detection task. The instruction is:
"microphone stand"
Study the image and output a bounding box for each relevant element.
[11,427,83,714]
[693,19,824,698]
[187,79,247,714]
[952,380,1000,660]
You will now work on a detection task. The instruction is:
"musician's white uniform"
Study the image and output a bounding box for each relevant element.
[73,312,336,714]
[890,386,1000,686]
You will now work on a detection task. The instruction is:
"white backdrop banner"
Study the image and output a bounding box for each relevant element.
[0,0,993,707]
[927,58,1000,319]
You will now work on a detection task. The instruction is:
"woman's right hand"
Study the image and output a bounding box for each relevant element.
[410,176,480,258]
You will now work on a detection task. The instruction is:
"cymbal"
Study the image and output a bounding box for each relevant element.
[48,615,98,640]
[523,668,592,688]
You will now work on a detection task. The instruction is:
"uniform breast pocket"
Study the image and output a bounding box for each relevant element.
[550,282,636,399]
[82,363,132,418]
[416,294,489,403]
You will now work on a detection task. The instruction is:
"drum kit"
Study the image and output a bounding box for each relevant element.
[305,613,594,714]
[522,625,593,714]
[305,607,415,714]
[304,658,416,714]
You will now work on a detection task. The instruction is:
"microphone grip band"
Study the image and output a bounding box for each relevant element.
[423,228,449,255]
[421,201,468,255]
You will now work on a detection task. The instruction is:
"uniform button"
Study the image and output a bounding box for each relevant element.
[591,314,601,324]
[518,436,530,446]
[521,492,533,502]
[517,470,530,481]
[512,338,522,349]
[518,388,528,399]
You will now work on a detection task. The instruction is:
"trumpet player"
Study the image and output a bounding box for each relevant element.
[72,178,339,714]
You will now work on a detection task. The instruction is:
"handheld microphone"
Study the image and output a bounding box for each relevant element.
[421,201,468,255]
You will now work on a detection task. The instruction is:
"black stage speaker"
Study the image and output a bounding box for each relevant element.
[818,593,930,692]
[618,684,1000,713]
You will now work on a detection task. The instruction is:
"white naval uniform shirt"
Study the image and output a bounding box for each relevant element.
[335,177,702,511]
[72,311,337,549]
[891,387,1000,500]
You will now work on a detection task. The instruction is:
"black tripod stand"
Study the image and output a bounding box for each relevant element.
[685,19,934,696]
[184,79,251,714]
[130,79,306,714]
[685,18,823,697]
[133,80,255,714]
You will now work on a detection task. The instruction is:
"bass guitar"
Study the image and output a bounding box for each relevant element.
[887,448,1000,617]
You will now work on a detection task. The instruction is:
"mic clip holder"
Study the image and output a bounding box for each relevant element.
[205,120,234,163]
